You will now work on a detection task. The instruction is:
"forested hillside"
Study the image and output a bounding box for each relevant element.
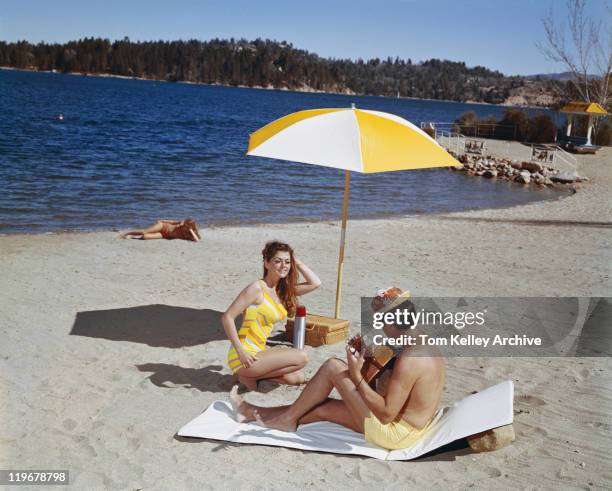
[0,37,558,105]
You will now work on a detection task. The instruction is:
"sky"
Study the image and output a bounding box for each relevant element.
[1,0,609,76]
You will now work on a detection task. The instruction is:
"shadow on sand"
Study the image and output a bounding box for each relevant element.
[70,305,229,348]
[136,363,235,393]
[266,330,292,347]
[414,439,472,462]
[136,363,279,394]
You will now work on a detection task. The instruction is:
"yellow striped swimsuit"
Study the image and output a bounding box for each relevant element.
[227,281,288,374]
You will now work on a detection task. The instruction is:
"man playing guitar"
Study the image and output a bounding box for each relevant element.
[231,287,445,450]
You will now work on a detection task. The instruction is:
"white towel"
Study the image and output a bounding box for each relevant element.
[178,380,514,460]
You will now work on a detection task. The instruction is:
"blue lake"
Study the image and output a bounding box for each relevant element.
[0,69,568,233]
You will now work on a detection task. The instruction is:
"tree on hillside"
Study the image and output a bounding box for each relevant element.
[538,0,612,110]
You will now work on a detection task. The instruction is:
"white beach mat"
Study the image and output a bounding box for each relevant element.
[178,380,514,460]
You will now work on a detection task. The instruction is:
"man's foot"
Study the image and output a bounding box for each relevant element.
[253,409,297,433]
[229,385,255,423]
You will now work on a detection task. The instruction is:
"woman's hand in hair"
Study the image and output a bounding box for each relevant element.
[294,257,322,296]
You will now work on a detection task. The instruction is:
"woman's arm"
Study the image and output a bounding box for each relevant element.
[189,229,200,242]
[294,258,322,296]
[159,219,181,224]
[221,281,262,368]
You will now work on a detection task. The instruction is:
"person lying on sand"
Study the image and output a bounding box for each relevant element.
[223,241,321,391]
[231,287,445,451]
[120,219,201,241]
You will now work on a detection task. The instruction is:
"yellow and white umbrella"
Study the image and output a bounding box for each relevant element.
[247,106,459,317]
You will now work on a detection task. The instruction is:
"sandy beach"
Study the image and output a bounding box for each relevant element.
[1,140,611,490]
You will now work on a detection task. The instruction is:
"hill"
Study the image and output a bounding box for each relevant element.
[0,37,562,107]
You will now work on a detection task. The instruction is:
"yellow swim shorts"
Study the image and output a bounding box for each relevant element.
[227,344,261,374]
[364,414,433,451]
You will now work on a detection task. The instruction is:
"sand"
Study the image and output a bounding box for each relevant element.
[1,141,611,490]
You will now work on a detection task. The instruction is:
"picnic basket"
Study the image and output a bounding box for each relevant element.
[285,314,349,347]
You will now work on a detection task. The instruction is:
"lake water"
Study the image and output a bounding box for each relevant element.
[0,69,568,234]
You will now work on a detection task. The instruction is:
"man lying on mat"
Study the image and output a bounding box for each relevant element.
[231,287,445,450]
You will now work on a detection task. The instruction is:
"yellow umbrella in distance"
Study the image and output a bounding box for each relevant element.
[247,105,459,318]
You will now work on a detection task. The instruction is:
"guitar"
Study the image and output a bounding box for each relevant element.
[347,335,396,384]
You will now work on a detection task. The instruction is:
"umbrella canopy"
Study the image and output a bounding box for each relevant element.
[247,107,458,172]
[246,106,459,317]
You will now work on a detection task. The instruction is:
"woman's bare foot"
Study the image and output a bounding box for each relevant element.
[253,409,298,433]
[229,385,256,423]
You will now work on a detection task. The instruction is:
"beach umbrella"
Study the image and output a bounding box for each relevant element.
[247,106,459,318]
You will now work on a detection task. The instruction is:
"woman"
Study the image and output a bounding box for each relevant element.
[222,241,321,390]
[120,219,201,241]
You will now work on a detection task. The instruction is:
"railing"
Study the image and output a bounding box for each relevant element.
[422,122,517,140]
[435,129,465,155]
[530,145,555,165]
[419,122,466,154]
[421,122,578,172]
[552,145,578,171]
[529,144,577,172]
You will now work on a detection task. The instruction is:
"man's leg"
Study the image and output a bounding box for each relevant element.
[229,386,289,422]
[299,399,362,433]
[317,364,369,434]
[243,358,369,433]
[231,357,337,427]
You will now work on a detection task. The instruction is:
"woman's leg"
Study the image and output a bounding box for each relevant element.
[141,232,164,240]
[120,221,164,239]
[141,221,164,234]
[266,370,306,385]
[236,347,308,388]
[120,230,145,239]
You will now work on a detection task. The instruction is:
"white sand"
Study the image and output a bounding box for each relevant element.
[1,143,611,490]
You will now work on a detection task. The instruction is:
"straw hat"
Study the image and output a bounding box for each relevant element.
[371,286,412,313]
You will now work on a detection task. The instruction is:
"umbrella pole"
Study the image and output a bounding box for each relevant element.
[334,170,351,318]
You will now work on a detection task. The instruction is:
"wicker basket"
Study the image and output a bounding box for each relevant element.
[285,314,349,347]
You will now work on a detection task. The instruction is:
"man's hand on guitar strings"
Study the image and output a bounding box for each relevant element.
[345,344,365,385]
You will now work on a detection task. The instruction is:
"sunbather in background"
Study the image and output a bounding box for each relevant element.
[120,219,201,241]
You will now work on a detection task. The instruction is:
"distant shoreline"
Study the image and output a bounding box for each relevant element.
[0,66,552,110]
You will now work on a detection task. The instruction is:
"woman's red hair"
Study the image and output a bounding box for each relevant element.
[262,241,297,317]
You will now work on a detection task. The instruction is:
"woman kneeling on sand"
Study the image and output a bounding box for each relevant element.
[120,219,201,241]
[223,241,321,390]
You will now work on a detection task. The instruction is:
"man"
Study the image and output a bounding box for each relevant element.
[231,287,445,450]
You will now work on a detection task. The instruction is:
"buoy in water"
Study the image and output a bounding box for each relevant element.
[57,114,64,121]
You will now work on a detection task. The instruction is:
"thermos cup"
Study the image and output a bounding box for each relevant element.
[293,305,307,349]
